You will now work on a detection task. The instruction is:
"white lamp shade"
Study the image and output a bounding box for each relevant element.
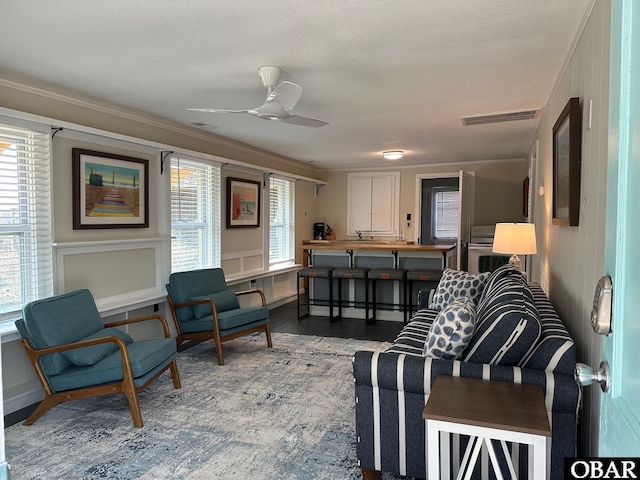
[492,223,537,255]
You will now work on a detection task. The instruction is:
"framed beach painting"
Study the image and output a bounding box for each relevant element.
[552,97,581,226]
[226,177,261,228]
[72,149,149,229]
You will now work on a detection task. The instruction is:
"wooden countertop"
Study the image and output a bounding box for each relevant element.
[301,240,455,252]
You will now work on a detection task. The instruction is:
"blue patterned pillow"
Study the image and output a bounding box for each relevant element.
[422,297,476,360]
[464,274,541,366]
[429,268,490,311]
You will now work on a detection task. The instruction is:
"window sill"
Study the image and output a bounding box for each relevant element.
[225,264,301,285]
[1,265,302,343]
[0,321,20,343]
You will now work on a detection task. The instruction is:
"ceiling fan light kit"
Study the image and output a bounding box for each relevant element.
[383,150,404,160]
[188,65,328,128]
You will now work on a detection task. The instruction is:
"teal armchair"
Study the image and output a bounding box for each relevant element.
[15,289,181,428]
[166,268,272,365]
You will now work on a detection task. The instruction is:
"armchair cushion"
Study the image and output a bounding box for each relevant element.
[190,290,240,319]
[20,289,105,376]
[48,338,177,392]
[180,306,269,333]
[167,268,229,322]
[61,328,134,366]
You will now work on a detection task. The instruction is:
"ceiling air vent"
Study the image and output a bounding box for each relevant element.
[461,109,539,126]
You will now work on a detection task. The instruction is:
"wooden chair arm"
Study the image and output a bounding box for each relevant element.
[23,335,129,357]
[172,298,216,309]
[105,313,172,338]
[235,288,267,307]
[169,297,221,336]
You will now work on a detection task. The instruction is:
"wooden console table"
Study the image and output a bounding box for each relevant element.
[422,376,551,480]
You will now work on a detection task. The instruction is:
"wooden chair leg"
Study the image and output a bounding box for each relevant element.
[361,467,381,480]
[121,368,143,427]
[169,359,182,389]
[265,324,273,348]
[22,395,63,426]
[123,390,143,428]
[214,337,225,365]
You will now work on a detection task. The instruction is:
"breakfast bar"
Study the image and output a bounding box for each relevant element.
[300,241,455,321]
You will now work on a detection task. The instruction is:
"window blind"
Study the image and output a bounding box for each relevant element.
[433,189,459,240]
[0,122,53,320]
[170,156,221,272]
[269,177,295,266]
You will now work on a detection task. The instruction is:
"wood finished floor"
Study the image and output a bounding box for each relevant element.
[5,299,403,428]
[270,297,405,342]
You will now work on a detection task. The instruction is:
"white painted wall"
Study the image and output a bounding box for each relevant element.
[0,85,321,415]
[527,1,610,456]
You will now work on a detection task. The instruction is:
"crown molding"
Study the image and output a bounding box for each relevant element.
[0,77,323,175]
[327,157,526,172]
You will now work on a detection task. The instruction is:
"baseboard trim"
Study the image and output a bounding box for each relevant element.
[4,387,44,416]
[268,294,298,310]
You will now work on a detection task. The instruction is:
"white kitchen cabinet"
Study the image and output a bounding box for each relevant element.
[347,172,400,236]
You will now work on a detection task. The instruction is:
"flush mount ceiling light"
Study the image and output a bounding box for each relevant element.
[383,150,404,160]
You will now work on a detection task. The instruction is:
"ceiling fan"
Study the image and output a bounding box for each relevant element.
[188,66,328,128]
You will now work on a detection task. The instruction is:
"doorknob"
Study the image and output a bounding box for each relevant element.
[574,361,611,392]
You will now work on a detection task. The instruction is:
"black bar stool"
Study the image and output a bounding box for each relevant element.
[406,269,443,318]
[297,266,335,321]
[367,250,407,323]
[332,250,370,322]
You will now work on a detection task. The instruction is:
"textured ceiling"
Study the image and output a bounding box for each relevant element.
[0,1,592,169]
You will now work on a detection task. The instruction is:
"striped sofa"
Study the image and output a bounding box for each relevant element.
[353,269,579,480]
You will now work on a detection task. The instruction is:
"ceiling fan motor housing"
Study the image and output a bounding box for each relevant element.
[258,66,282,90]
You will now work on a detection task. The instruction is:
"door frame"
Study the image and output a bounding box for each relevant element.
[414,171,475,269]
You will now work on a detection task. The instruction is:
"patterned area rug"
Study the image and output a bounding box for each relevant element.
[5,333,404,480]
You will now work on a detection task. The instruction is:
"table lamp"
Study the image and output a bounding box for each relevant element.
[492,223,537,271]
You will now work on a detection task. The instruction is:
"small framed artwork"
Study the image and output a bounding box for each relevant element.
[523,176,529,218]
[72,148,149,229]
[226,177,261,228]
[552,97,581,226]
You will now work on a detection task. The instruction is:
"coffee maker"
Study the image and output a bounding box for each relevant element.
[313,222,326,240]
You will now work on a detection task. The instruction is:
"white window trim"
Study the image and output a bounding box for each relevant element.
[0,117,54,325]
[170,155,221,272]
[268,176,296,267]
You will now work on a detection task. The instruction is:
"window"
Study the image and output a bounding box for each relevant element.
[0,121,53,321]
[269,177,295,266]
[170,156,221,272]
[432,187,459,242]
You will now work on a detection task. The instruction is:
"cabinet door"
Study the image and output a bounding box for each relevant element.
[350,177,373,231]
[347,171,399,236]
[371,177,394,233]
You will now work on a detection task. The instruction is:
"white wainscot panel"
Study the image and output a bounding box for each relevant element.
[53,237,171,316]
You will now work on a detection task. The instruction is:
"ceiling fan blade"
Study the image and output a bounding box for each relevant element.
[187,108,249,113]
[279,115,329,128]
[265,81,302,111]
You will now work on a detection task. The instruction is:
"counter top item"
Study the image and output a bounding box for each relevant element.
[301,240,455,252]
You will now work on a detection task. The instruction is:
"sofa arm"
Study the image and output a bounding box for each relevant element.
[353,350,579,480]
[353,350,580,415]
